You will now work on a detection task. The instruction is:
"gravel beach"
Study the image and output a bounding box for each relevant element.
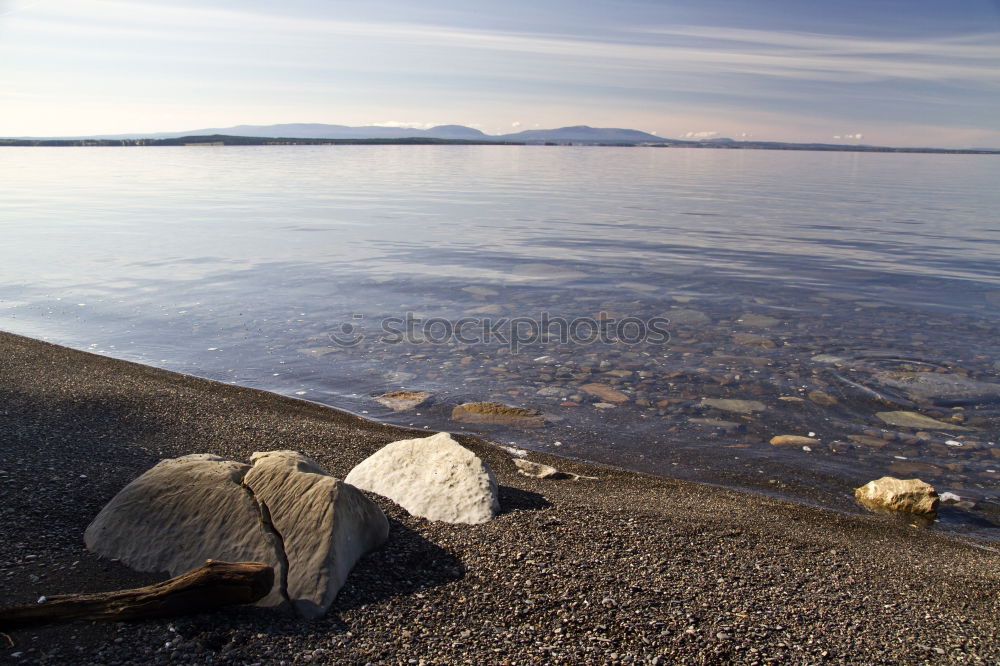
[1,330,998,664]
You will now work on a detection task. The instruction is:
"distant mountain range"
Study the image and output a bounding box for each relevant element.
[14,124,667,144]
[4,124,998,154]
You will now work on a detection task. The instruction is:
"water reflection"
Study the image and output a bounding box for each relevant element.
[1,145,998,536]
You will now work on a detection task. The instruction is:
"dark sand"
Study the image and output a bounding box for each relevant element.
[1,330,998,664]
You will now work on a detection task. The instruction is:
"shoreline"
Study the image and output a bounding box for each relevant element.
[2,330,999,663]
[3,135,1000,154]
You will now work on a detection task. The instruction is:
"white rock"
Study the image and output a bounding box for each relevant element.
[83,454,286,607]
[513,459,564,479]
[513,458,598,482]
[345,432,499,524]
[245,451,389,619]
[854,476,939,518]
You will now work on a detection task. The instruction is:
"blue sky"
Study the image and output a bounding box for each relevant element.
[2,0,999,146]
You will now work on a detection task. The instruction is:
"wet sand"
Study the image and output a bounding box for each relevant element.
[1,330,998,664]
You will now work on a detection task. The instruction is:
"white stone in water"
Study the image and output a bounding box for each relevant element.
[345,432,500,524]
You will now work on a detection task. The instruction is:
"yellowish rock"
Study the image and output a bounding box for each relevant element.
[581,383,630,403]
[848,434,888,448]
[876,411,972,431]
[854,476,939,518]
[731,333,776,349]
[375,391,432,411]
[770,435,820,446]
[808,390,838,406]
[451,401,545,427]
[701,398,766,414]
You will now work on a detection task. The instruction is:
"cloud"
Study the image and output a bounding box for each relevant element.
[683,130,720,139]
[14,1,1000,85]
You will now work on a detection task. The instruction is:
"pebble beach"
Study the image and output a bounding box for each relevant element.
[2,329,999,664]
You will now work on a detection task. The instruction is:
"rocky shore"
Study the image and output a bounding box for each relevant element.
[1,330,999,664]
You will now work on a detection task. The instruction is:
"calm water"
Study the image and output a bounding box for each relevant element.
[2,145,1000,534]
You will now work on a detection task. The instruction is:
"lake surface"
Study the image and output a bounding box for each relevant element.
[2,145,1000,535]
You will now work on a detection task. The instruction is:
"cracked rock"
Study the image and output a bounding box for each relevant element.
[245,450,389,619]
[345,432,499,524]
[84,451,388,618]
[83,454,286,607]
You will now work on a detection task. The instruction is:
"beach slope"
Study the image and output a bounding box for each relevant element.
[1,331,997,663]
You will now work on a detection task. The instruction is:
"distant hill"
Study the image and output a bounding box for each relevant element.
[16,123,662,144]
[496,125,663,143]
[68,123,493,141]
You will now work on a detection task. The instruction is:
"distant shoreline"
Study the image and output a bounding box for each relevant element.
[2,133,998,154]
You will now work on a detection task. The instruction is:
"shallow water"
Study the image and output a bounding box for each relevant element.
[2,145,999,534]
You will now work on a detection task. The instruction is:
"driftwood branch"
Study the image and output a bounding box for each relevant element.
[0,560,274,629]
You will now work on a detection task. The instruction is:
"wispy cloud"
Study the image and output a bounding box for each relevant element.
[12,0,1000,85]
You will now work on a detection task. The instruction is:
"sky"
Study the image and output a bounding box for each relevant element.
[2,0,999,147]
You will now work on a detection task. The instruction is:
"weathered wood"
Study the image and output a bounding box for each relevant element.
[0,560,274,628]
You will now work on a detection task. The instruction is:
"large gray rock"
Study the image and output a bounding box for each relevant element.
[345,432,499,524]
[875,410,972,431]
[84,451,389,619]
[701,398,767,414]
[451,401,545,428]
[245,450,389,619]
[83,454,287,607]
[872,371,1000,405]
[854,476,939,518]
